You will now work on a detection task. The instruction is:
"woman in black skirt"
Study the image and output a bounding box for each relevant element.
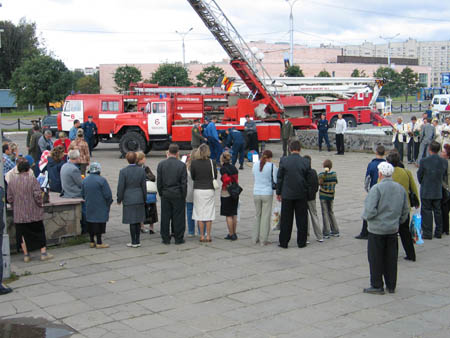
[220,152,239,240]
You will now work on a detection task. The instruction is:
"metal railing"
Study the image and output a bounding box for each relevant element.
[0,118,41,130]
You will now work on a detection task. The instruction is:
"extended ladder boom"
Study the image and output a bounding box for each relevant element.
[187,0,284,113]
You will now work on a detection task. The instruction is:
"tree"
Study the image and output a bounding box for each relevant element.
[316,69,331,77]
[196,65,225,87]
[0,19,40,87]
[77,75,100,94]
[351,69,366,77]
[10,54,72,115]
[147,63,192,86]
[284,65,304,77]
[373,67,402,98]
[71,70,85,91]
[113,65,142,93]
[399,67,420,102]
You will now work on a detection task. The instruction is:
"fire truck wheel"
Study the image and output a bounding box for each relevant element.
[144,143,151,154]
[93,136,99,149]
[119,131,147,155]
[344,116,357,128]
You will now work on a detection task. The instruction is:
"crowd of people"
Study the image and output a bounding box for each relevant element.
[1,112,449,298]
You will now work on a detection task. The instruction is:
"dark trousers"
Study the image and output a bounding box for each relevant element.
[247,133,259,153]
[208,137,222,164]
[368,232,398,290]
[282,138,290,157]
[318,132,330,150]
[129,223,141,245]
[393,137,404,162]
[231,143,245,166]
[399,214,415,260]
[161,198,186,243]
[336,134,344,154]
[407,140,419,162]
[360,219,368,237]
[279,198,308,247]
[421,198,442,237]
[89,233,102,245]
[0,187,4,283]
[87,137,94,155]
[441,198,449,234]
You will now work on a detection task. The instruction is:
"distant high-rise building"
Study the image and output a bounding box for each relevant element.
[342,38,450,87]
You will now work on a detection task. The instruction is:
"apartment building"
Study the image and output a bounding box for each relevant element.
[342,39,450,86]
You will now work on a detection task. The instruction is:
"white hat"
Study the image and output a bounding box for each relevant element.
[377,162,394,177]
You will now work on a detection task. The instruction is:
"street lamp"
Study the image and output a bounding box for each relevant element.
[285,0,299,67]
[176,28,193,68]
[380,33,400,68]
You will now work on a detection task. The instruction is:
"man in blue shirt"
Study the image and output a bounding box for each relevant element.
[317,114,331,152]
[226,127,245,169]
[82,115,98,156]
[204,115,222,164]
[2,143,15,176]
[355,145,386,240]
[69,119,81,141]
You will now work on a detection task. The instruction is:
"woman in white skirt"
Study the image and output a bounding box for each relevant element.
[190,144,217,242]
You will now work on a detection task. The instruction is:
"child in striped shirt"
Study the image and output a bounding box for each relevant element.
[318,159,339,238]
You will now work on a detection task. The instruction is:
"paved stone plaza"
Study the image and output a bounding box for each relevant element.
[1,133,450,338]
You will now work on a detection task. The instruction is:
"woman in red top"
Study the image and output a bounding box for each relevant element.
[220,152,239,240]
[53,132,71,155]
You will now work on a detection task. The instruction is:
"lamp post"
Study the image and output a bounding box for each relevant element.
[285,0,299,67]
[175,28,193,68]
[380,33,400,67]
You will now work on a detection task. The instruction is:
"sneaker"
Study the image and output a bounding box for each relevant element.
[96,243,110,249]
[89,242,96,248]
[306,240,310,244]
[331,232,340,237]
[323,234,330,239]
[140,228,149,234]
[187,234,195,238]
[224,234,233,240]
[23,255,31,263]
[126,243,134,247]
[40,253,54,261]
[317,239,324,243]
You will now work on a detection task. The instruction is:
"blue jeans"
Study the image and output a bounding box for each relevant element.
[318,131,330,149]
[232,143,245,166]
[186,202,195,235]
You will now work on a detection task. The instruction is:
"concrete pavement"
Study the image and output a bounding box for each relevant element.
[1,133,449,338]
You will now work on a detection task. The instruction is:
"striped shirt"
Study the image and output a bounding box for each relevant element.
[318,171,338,200]
[7,172,44,223]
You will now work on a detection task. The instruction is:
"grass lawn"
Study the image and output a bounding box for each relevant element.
[0,109,59,120]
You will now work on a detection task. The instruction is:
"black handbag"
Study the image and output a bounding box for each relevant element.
[442,187,450,204]
[409,190,420,208]
[227,181,243,199]
[271,163,277,190]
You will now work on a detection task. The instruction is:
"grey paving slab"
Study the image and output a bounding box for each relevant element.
[2,134,450,338]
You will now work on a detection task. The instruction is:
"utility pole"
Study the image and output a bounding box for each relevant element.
[285,0,299,67]
[380,33,400,67]
[175,28,193,68]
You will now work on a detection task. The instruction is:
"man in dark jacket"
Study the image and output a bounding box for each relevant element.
[82,116,98,156]
[355,145,386,239]
[226,127,245,169]
[317,114,331,152]
[417,141,448,239]
[276,140,310,248]
[157,144,188,245]
[281,120,295,157]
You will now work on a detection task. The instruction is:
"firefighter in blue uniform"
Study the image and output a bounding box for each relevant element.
[318,114,331,152]
[226,127,245,170]
[82,115,98,156]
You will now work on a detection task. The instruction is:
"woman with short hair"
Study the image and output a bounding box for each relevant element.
[220,151,239,240]
[190,144,217,242]
[7,160,53,263]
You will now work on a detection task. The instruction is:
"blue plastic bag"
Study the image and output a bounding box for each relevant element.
[247,150,258,162]
[146,193,157,204]
[410,212,424,245]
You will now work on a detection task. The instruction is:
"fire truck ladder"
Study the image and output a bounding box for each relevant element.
[187,0,284,114]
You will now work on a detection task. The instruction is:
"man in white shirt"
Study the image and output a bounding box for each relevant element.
[392,117,405,162]
[406,116,420,164]
[335,114,347,155]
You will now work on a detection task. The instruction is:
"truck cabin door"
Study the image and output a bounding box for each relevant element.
[62,100,84,131]
[146,102,168,135]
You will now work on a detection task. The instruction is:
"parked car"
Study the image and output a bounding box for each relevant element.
[41,115,59,137]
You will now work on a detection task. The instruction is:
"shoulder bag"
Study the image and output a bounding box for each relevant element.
[146,180,157,193]
[405,169,420,208]
[271,163,277,190]
[210,159,220,190]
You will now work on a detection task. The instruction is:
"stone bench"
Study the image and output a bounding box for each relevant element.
[7,192,83,251]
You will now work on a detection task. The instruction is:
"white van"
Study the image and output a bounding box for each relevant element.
[431,94,450,114]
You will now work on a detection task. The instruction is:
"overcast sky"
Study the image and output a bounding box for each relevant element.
[2,0,450,70]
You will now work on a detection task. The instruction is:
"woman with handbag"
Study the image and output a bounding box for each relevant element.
[136,152,158,234]
[386,151,419,261]
[252,150,277,246]
[190,144,217,242]
[220,152,240,241]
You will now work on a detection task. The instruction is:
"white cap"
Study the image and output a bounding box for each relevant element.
[377,162,394,177]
